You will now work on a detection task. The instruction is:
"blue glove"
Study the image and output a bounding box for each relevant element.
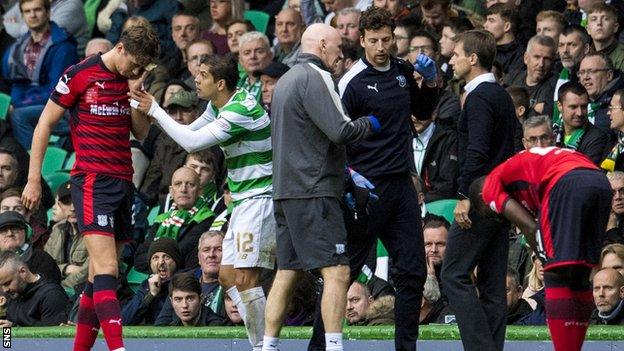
[367,115,381,133]
[413,54,437,82]
[348,167,379,201]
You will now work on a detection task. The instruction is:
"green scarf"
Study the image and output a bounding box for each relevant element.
[237,74,262,102]
[562,127,586,150]
[602,132,624,172]
[154,198,215,240]
[199,182,218,208]
[552,68,570,125]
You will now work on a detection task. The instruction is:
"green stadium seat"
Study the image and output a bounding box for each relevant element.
[41,146,68,177]
[63,152,76,172]
[244,10,270,34]
[147,205,161,226]
[127,266,149,293]
[44,172,70,196]
[426,199,458,224]
[0,93,10,120]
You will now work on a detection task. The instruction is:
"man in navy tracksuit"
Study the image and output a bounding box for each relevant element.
[327,7,438,351]
[440,30,522,351]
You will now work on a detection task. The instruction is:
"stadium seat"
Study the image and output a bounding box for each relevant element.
[44,172,70,196]
[126,266,149,293]
[41,146,68,177]
[147,205,161,226]
[63,152,76,172]
[244,10,270,34]
[426,199,458,224]
[0,93,10,120]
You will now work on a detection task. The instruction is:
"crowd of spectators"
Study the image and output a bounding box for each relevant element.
[1,0,624,332]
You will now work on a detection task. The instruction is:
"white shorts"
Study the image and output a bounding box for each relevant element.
[222,196,276,269]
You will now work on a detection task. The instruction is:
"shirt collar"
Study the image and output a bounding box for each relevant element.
[417,122,436,144]
[464,72,496,95]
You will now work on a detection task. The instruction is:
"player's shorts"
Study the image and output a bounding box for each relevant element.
[71,173,133,242]
[274,197,349,271]
[222,195,276,269]
[538,168,612,270]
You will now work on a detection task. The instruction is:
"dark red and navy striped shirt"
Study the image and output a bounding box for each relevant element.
[50,54,133,181]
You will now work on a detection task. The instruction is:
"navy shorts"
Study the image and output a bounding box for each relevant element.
[539,169,612,270]
[71,173,134,242]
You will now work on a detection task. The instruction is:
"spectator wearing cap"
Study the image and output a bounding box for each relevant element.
[139,90,201,210]
[43,181,88,292]
[0,251,67,327]
[255,62,290,112]
[0,211,61,285]
[0,187,49,250]
[122,238,182,325]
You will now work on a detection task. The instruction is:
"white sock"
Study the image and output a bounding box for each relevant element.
[261,336,279,351]
[325,332,343,351]
[239,287,267,350]
[226,286,247,321]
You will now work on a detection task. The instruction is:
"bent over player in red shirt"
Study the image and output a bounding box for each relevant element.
[471,147,612,351]
[21,26,159,351]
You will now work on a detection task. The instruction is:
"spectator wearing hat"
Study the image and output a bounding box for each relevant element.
[44,181,88,291]
[139,90,202,210]
[0,187,50,250]
[0,211,60,284]
[122,238,182,325]
[255,61,290,112]
[0,251,67,327]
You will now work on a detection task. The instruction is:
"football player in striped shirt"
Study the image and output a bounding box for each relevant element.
[130,53,273,351]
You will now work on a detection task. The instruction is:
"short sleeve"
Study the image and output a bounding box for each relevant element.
[49,64,84,109]
[482,165,510,214]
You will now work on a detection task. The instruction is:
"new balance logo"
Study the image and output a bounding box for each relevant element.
[367,83,378,93]
[329,340,338,344]
[95,81,105,89]
[108,318,122,326]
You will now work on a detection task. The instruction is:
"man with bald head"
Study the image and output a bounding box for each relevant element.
[591,268,624,325]
[265,23,380,351]
[273,8,305,67]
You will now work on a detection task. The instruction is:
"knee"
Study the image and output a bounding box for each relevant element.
[321,265,350,286]
[92,260,119,277]
[219,268,236,290]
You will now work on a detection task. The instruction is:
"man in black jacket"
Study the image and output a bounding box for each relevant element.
[590,268,624,325]
[336,7,439,351]
[0,251,67,326]
[484,4,525,77]
[441,29,521,351]
[412,116,458,203]
[555,81,609,165]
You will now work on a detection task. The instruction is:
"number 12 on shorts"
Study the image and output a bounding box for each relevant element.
[236,232,254,253]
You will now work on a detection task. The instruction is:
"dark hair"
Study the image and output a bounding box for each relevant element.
[506,86,530,111]
[341,37,361,62]
[19,0,50,12]
[0,188,23,203]
[0,148,17,166]
[359,6,395,36]
[588,2,619,18]
[453,29,497,71]
[487,3,519,36]
[423,213,450,231]
[186,39,216,57]
[557,81,588,102]
[173,10,199,21]
[411,30,439,54]
[614,89,624,108]
[506,266,521,288]
[561,25,592,46]
[468,176,487,215]
[199,54,239,91]
[444,17,474,35]
[119,25,160,66]
[169,272,201,297]
[421,0,450,10]
[226,19,256,32]
[185,149,216,169]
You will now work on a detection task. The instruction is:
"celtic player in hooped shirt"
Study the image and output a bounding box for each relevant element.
[130,54,272,351]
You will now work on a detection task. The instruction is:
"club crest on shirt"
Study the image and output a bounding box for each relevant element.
[396,75,407,88]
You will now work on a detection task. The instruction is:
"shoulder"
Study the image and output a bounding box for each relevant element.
[338,59,367,94]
